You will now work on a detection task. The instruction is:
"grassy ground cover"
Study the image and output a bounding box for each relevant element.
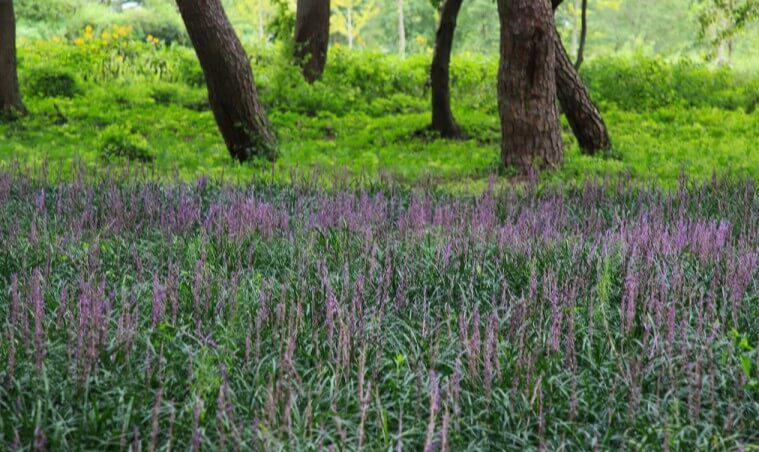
[2,32,759,190]
[1,166,758,451]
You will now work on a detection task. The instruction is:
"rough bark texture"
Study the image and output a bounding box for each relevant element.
[294,0,331,83]
[552,0,611,154]
[430,0,464,139]
[176,0,277,162]
[553,30,610,155]
[0,0,26,119]
[497,0,563,172]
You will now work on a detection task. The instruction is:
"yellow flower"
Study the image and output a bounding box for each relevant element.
[74,38,85,46]
[415,35,427,46]
[101,31,110,41]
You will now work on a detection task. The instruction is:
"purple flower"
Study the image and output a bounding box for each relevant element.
[31,269,46,371]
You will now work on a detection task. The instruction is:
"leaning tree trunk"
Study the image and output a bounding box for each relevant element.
[0,0,26,119]
[552,0,611,154]
[430,0,464,139]
[553,30,610,155]
[497,0,563,172]
[294,0,331,83]
[176,0,277,162]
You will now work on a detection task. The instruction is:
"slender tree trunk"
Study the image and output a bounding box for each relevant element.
[497,0,563,172]
[294,0,331,83]
[430,0,464,138]
[176,0,276,162]
[552,0,610,154]
[0,0,26,119]
[258,0,265,42]
[398,0,406,57]
[575,0,588,69]
[570,0,580,55]
[347,3,354,49]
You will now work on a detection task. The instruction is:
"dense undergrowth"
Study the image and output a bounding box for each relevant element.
[1,166,758,451]
[1,29,758,189]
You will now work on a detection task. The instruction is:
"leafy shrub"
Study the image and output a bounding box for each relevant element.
[581,56,759,112]
[23,67,81,98]
[98,124,153,162]
[65,2,187,45]
[16,0,80,23]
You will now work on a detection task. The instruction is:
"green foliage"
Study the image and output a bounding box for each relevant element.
[694,0,759,59]
[581,55,759,111]
[23,67,81,99]
[268,0,296,44]
[15,0,81,23]
[98,123,154,162]
[63,1,188,44]
[5,35,759,189]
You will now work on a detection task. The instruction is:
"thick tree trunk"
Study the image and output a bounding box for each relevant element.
[176,0,277,162]
[0,0,26,119]
[430,0,464,139]
[497,0,563,172]
[294,0,331,83]
[552,0,611,154]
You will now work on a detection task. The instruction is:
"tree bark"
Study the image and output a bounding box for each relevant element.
[176,0,277,162]
[0,0,26,119]
[575,0,588,69]
[294,0,331,83]
[552,0,611,154]
[430,0,464,139]
[497,0,563,172]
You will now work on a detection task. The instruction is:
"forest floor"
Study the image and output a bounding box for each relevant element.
[2,75,758,192]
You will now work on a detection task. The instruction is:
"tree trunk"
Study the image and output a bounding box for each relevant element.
[258,0,265,41]
[554,31,610,154]
[552,0,611,154]
[397,0,406,57]
[497,0,563,172]
[176,0,277,162]
[570,0,580,55]
[347,2,354,49]
[294,0,331,83]
[0,0,26,119]
[575,0,588,69]
[430,0,464,139]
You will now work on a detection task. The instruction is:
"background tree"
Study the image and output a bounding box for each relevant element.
[498,0,563,172]
[430,0,464,138]
[397,0,406,56]
[229,0,273,42]
[176,0,277,161]
[574,0,588,67]
[331,0,378,48]
[695,0,759,64]
[294,0,331,82]
[0,0,26,119]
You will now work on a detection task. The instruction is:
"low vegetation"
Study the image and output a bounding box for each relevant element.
[3,30,759,189]
[1,165,758,451]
